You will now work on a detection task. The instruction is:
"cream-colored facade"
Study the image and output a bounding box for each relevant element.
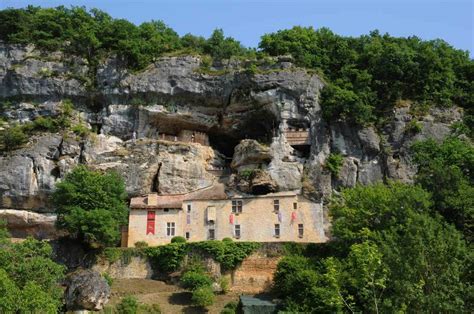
[127,189,326,247]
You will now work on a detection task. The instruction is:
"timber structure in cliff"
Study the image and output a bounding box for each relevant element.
[283,127,310,147]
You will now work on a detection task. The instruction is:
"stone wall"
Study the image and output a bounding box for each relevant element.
[91,243,287,294]
[227,251,281,293]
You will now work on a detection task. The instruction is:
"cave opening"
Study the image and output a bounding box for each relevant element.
[208,109,278,158]
[292,144,311,158]
[208,132,241,158]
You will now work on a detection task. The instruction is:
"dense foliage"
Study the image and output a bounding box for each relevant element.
[260,27,473,127]
[0,223,65,312]
[102,240,259,273]
[273,182,471,312]
[52,165,128,247]
[113,295,161,314]
[0,6,250,71]
[412,137,474,241]
[1,7,471,130]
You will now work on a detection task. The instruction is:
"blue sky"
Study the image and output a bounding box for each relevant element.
[1,0,472,56]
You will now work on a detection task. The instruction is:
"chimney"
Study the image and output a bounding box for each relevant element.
[147,194,158,206]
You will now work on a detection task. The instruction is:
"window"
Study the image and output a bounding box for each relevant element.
[167,222,175,236]
[185,232,190,240]
[273,200,280,212]
[293,202,298,210]
[274,224,280,237]
[164,208,170,212]
[232,200,243,214]
[208,229,215,240]
[234,224,241,238]
[187,204,192,213]
[298,224,304,237]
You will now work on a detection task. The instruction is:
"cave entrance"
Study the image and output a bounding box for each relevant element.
[208,132,240,158]
[292,144,311,158]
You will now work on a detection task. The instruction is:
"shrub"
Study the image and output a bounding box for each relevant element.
[180,271,213,290]
[135,241,148,248]
[183,256,206,273]
[191,286,215,308]
[324,153,344,176]
[72,123,90,137]
[219,276,230,294]
[145,243,187,272]
[32,116,57,132]
[405,120,423,134]
[221,301,238,314]
[116,295,139,314]
[190,241,260,271]
[103,273,113,287]
[238,169,254,180]
[171,236,186,243]
[0,125,28,151]
[222,237,233,243]
[139,304,162,313]
[103,248,122,263]
[61,99,74,117]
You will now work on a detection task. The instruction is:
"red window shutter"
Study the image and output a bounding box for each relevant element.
[147,211,155,235]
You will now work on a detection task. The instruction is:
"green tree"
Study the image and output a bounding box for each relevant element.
[345,241,388,313]
[0,224,65,313]
[204,29,247,60]
[191,286,215,308]
[0,269,20,313]
[329,182,469,312]
[412,138,474,240]
[52,165,128,247]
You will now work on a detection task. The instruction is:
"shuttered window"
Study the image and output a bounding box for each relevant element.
[146,211,155,235]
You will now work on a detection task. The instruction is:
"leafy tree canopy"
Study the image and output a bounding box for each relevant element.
[52,165,128,247]
[260,27,473,127]
[0,223,65,313]
[273,182,471,312]
[412,137,474,241]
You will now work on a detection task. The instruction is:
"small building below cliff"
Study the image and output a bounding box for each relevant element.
[126,184,326,247]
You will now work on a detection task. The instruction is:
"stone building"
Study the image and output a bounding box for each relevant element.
[126,184,326,247]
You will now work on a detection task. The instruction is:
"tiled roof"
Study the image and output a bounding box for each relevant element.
[130,183,228,210]
[130,194,184,209]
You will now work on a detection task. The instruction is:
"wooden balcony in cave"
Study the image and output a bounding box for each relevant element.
[284,128,310,146]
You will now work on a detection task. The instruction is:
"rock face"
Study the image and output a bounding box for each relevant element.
[65,269,110,311]
[0,209,58,239]
[92,256,153,279]
[0,43,464,222]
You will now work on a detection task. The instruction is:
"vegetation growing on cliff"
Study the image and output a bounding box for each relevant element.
[0,6,250,71]
[0,223,65,312]
[52,165,129,247]
[260,27,473,127]
[0,7,471,133]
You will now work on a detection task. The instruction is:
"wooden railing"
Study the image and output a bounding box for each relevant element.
[284,129,310,146]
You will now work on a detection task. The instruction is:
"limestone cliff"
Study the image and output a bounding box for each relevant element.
[0,42,463,236]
